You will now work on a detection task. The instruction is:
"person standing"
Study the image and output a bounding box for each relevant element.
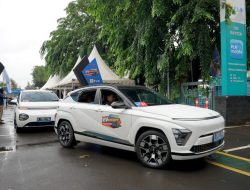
[0,88,10,124]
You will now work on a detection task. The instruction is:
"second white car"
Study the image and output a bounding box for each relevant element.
[14,90,59,133]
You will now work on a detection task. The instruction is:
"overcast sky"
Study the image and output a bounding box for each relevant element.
[0,0,72,88]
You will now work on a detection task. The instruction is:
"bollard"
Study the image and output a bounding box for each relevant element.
[195,98,199,107]
[205,98,209,109]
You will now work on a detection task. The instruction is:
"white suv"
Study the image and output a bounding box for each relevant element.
[55,85,224,168]
[14,90,59,132]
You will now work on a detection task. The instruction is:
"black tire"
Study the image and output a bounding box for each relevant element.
[135,130,171,168]
[14,117,21,133]
[57,121,76,148]
[16,127,21,133]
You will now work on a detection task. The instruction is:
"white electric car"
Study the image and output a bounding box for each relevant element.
[55,85,224,168]
[14,90,59,133]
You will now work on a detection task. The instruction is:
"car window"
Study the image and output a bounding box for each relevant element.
[100,89,123,106]
[70,90,81,102]
[78,89,97,103]
[21,91,59,102]
[118,87,172,107]
[63,96,72,102]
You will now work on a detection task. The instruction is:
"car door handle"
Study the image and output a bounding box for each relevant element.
[70,107,76,110]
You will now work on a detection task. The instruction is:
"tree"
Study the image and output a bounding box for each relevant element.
[31,66,48,88]
[40,0,104,77]
[25,82,35,90]
[40,0,249,100]
[87,0,220,97]
[11,79,18,89]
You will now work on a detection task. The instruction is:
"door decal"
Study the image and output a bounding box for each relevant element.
[102,114,122,128]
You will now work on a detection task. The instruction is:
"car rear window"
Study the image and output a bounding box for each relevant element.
[21,91,59,102]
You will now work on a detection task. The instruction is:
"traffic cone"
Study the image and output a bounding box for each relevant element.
[195,98,199,107]
[205,98,209,109]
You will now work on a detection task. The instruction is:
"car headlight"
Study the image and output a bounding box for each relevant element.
[19,113,29,121]
[172,128,192,146]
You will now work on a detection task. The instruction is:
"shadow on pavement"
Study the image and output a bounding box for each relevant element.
[72,143,207,172]
[17,126,54,133]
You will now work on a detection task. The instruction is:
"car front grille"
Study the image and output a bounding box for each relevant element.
[190,139,224,153]
[24,121,55,127]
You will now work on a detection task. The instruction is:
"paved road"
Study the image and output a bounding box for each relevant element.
[0,107,249,190]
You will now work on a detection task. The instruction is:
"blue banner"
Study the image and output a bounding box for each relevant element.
[220,0,247,96]
[82,58,103,85]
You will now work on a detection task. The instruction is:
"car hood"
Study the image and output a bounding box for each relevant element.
[135,104,220,120]
[19,101,59,109]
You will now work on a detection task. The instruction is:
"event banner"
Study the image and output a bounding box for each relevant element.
[82,58,103,85]
[73,56,103,86]
[220,0,247,96]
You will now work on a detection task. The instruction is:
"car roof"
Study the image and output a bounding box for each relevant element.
[68,84,148,95]
[22,90,53,93]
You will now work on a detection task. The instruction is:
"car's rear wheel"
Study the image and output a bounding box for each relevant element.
[136,130,171,168]
[57,121,76,148]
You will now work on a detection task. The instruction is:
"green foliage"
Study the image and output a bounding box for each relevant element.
[31,66,49,88]
[10,79,18,89]
[40,0,103,76]
[40,0,249,100]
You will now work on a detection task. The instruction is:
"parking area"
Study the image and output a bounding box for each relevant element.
[0,107,249,190]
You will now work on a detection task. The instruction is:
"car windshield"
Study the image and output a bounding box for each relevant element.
[118,87,172,107]
[21,91,59,102]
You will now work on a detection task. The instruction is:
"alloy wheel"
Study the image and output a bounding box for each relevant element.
[136,131,171,168]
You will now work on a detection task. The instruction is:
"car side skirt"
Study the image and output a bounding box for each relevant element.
[74,131,135,152]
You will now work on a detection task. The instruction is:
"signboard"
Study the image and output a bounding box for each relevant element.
[82,58,103,85]
[73,56,103,86]
[220,0,247,96]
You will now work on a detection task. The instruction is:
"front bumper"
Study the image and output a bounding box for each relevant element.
[171,140,224,160]
[170,116,225,160]
[16,109,56,128]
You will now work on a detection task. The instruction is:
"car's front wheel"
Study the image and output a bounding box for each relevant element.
[14,116,21,133]
[136,130,171,168]
[57,121,76,148]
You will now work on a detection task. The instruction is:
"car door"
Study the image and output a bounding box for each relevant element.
[70,88,101,133]
[96,87,132,144]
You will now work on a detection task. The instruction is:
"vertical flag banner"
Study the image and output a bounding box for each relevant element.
[0,62,4,75]
[73,56,89,86]
[82,58,103,85]
[2,69,12,93]
[73,56,103,86]
[220,0,247,96]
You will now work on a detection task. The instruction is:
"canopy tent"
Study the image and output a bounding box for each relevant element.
[88,46,134,85]
[40,75,61,90]
[52,46,134,90]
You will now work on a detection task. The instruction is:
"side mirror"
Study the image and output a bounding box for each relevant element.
[9,99,17,105]
[111,101,129,109]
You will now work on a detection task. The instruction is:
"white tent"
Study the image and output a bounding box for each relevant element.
[41,75,61,90]
[51,45,134,91]
[88,45,134,85]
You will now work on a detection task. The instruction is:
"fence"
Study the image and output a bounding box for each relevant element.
[180,82,215,110]
[181,79,250,110]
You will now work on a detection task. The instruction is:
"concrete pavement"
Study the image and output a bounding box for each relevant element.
[0,107,249,190]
